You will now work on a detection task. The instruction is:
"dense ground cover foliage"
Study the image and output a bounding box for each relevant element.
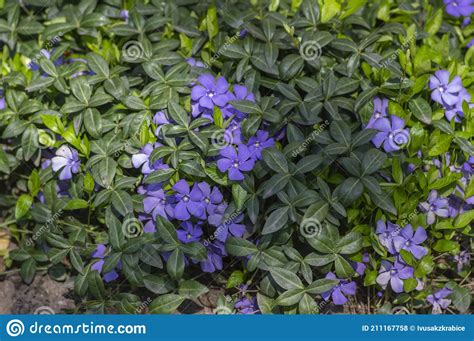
[0,0,472,314]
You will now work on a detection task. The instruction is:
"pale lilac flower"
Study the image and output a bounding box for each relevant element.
[453,250,470,272]
[91,244,121,282]
[366,97,389,129]
[419,190,450,225]
[235,297,259,314]
[427,287,452,314]
[321,272,357,305]
[376,220,401,254]
[143,186,172,220]
[371,116,410,152]
[132,143,167,175]
[376,260,414,293]
[51,145,81,180]
[392,225,428,259]
[429,70,464,106]
[187,58,205,68]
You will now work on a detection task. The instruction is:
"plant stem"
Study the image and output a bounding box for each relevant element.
[0,219,17,228]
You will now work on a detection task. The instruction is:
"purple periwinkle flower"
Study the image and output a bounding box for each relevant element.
[132,143,167,175]
[188,182,223,219]
[0,96,5,110]
[143,186,172,220]
[186,58,205,68]
[444,88,472,122]
[443,0,474,17]
[217,145,255,181]
[462,156,474,175]
[177,221,203,244]
[153,111,170,136]
[222,85,255,119]
[171,179,199,221]
[51,145,81,180]
[200,241,226,273]
[138,214,156,233]
[376,220,401,254]
[366,97,389,129]
[235,297,259,314]
[453,250,471,272]
[91,244,121,282]
[376,260,414,293]
[468,38,474,48]
[215,213,246,242]
[371,115,410,152]
[419,190,450,225]
[191,74,231,110]
[120,9,129,22]
[247,130,274,160]
[392,225,428,259]
[321,272,357,305]
[427,287,452,314]
[429,70,464,106]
